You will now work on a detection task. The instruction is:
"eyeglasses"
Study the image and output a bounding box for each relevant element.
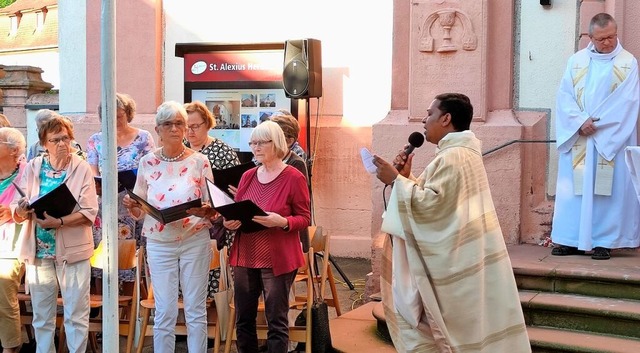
[160,121,186,130]
[187,121,207,131]
[592,34,617,43]
[248,140,272,148]
[48,136,71,144]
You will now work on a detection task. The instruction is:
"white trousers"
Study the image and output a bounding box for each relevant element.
[27,259,90,353]
[146,232,211,353]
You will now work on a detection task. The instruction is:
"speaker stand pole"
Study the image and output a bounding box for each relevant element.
[304,98,355,291]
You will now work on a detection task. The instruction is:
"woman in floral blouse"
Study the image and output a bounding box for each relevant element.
[123,101,215,353]
[86,93,155,291]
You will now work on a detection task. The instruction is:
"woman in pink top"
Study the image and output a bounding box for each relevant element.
[13,117,99,353]
[0,127,26,353]
[224,121,311,353]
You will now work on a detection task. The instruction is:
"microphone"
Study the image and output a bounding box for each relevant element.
[404,132,425,155]
[396,132,425,170]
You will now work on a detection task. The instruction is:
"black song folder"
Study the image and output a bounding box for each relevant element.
[212,162,255,197]
[94,169,137,192]
[29,183,78,220]
[205,178,267,233]
[126,189,202,225]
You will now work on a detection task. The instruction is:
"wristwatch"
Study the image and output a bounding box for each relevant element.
[282,220,290,231]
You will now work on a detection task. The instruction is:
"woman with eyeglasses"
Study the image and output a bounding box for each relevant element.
[0,127,26,353]
[86,93,155,292]
[12,116,99,353]
[183,101,239,298]
[184,100,240,171]
[122,101,215,353]
[224,121,310,353]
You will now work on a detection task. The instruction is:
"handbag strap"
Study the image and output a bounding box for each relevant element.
[219,247,230,291]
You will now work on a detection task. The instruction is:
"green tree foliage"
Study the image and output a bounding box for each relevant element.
[0,0,17,8]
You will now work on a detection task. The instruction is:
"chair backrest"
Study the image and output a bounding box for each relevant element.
[90,239,137,270]
[308,226,325,252]
[210,241,221,270]
[307,226,331,297]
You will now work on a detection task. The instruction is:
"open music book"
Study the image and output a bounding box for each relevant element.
[211,162,255,198]
[206,178,268,233]
[12,182,78,220]
[126,189,202,225]
[94,169,137,192]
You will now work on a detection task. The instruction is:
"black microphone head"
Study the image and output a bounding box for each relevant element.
[408,132,425,148]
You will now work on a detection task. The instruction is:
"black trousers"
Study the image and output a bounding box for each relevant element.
[233,267,297,353]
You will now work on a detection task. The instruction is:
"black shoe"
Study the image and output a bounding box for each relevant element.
[591,247,611,260]
[551,245,585,256]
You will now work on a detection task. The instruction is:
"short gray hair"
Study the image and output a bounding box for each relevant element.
[0,127,26,157]
[589,13,616,36]
[156,101,188,125]
[250,120,288,159]
[35,109,59,129]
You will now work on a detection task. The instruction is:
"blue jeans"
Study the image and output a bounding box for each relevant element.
[233,267,297,353]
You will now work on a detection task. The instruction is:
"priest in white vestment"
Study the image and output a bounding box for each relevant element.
[373,93,530,353]
[551,13,640,260]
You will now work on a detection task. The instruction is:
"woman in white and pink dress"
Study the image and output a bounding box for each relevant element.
[123,101,215,353]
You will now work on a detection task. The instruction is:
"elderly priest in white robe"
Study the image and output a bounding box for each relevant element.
[551,13,640,260]
[373,93,530,353]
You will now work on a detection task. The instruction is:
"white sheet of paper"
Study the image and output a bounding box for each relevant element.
[360,147,377,174]
[206,179,235,207]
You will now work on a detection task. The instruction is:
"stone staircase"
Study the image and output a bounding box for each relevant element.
[511,244,640,353]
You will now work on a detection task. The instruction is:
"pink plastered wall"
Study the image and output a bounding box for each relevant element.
[85,0,162,115]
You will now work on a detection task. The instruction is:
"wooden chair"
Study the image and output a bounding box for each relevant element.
[57,239,138,353]
[135,241,222,353]
[296,226,341,316]
[223,249,315,353]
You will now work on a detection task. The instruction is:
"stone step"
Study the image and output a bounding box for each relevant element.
[330,302,396,353]
[528,326,640,353]
[521,290,640,339]
[510,245,640,301]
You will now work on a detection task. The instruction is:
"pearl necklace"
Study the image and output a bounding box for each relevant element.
[159,147,186,162]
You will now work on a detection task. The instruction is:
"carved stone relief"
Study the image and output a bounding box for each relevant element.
[419,8,478,53]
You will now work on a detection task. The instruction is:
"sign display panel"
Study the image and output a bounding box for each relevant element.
[191,88,290,152]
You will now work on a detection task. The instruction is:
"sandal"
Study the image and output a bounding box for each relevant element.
[591,247,611,260]
[551,245,585,256]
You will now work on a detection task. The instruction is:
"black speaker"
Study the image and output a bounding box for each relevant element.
[283,39,322,99]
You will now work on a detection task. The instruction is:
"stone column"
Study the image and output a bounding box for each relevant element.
[0,66,53,133]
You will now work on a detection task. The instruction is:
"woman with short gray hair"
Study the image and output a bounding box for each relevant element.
[123,101,216,353]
